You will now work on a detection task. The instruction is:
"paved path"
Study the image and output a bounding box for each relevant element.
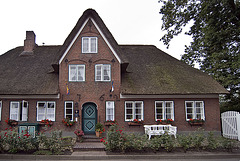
[0,151,240,160]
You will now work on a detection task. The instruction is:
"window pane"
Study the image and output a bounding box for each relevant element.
[70,66,77,81]
[156,102,163,108]
[10,102,19,121]
[28,126,35,138]
[103,65,110,81]
[187,114,193,120]
[66,115,72,120]
[166,102,172,108]
[22,106,28,121]
[78,66,84,81]
[196,102,203,107]
[82,38,89,53]
[187,108,192,113]
[186,102,193,107]
[90,38,97,52]
[106,101,114,121]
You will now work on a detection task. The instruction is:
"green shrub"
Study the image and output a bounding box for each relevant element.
[206,132,218,150]
[191,129,205,150]
[177,134,193,152]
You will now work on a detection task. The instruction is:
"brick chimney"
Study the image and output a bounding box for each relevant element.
[20,31,36,56]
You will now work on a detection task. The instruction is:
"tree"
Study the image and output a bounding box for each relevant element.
[159,0,240,112]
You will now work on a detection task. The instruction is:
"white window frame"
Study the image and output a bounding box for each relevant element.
[106,101,115,121]
[65,101,74,121]
[37,101,56,121]
[10,101,28,121]
[155,101,174,121]
[95,64,111,81]
[125,101,144,121]
[69,64,85,82]
[0,101,2,121]
[82,37,98,53]
[185,101,205,121]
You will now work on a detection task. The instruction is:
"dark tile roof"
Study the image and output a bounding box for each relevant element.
[0,46,61,95]
[120,45,228,95]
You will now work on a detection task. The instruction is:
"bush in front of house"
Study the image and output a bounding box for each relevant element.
[101,125,239,153]
[0,127,73,154]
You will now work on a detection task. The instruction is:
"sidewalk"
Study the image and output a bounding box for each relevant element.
[1,151,240,160]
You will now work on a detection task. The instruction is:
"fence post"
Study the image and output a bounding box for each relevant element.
[237,113,240,141]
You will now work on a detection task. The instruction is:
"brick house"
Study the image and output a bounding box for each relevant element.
[0,9,227,136]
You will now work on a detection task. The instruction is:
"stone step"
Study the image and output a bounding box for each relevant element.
[82,134,103,142]
[73,142,105,151]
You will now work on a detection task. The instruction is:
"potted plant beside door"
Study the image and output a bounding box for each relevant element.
[95,122,105,138]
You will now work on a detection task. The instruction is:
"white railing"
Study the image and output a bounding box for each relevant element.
[221,111,240,141]
[144,125,177,140]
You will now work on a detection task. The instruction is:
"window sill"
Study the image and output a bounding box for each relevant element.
[188,122,204,126]
[128,122,143,126]
[8,122,18,126]
[104,121,116,126]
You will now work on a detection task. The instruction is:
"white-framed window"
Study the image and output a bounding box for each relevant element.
[0,101,2,121]
[125,101,144,121]
[10,101,28,121]
[82,37,98,53]
[69,64,85,82]
[65,101,73,121]
[37,101,55,121]
[95,64,111,81]
[155,101,174,121]
[185,101,205,121]
[106,101,114,121]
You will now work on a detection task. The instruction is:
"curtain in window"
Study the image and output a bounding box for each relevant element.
[90,38,97,53]
[95,65,102,81]
[103,65,110,81]
[21,101,28,121]
[37,102,46,121]
[77,65,84,81]
[10,102,19,121]
[125,102,133,120]
[106,101,114,121]
[47,102,55,121]
[82,38,89,53]
[65,102,73,121]
[70,65,77,81]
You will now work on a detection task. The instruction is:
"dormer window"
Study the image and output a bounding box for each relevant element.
[82,37,98,53]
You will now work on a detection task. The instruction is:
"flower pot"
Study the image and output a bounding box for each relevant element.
[95,131,102,138]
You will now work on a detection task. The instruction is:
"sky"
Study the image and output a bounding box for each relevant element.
[0,0,192,60]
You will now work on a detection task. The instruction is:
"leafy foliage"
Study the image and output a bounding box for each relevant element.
[159,0,240,111]
[101,125,238,153]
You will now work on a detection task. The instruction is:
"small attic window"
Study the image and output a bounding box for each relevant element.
[82,37,98,53]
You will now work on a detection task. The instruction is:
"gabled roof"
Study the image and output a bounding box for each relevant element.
[120,45,228,95]
[0,46,61,95]
[0,9,227,96]
[54,9,128,65]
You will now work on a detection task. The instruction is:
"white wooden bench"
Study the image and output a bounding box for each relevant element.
[144,125,177,140]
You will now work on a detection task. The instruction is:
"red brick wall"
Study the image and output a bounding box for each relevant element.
[58,19,121,132]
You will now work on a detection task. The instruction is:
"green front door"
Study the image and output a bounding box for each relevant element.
[82,103,97,134]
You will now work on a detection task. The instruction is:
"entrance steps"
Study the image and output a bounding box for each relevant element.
[73,135,105,151]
